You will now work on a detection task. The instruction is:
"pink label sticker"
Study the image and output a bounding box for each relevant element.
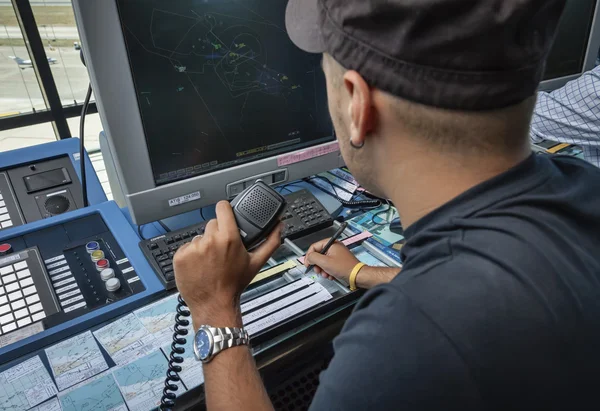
[277,142,340,167]
[298,231,373,264]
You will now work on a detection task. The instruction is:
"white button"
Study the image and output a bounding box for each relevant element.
[19,277,33,288]
[0,207,7,214]
[63,302,85,313]
[17,317,31,327]
[13,261,27,271]
[0,304,10,315]
[3,274,16,284]
[11,299,25,310]
[1,221,13,229]
[0,214,9,222]
[53,277,74,287]
[0,201,4,207]
[105,277,121,292]
[0,286,4,295]
[25,294,39,305]
[29,302,43,314]
[5,282,19,293]
[0,266,13,275]
[0,312,14,324]
[14,308,28,319]
[2,322,16,333]
[0,194,3,200]
[31,311,46,322]
[8,290,22,301]
[0,296,6,305]
[16,269,30,279]
[100,268,115,281]
[22,285,36,296]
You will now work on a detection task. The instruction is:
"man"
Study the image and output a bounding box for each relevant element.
[174,0,600,409]
[531,65,600,166]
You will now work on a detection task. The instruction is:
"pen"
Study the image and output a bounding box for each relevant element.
[305,222,348,274]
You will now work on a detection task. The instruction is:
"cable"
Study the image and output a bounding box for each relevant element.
[158,220,171,233]
[306,176,381,209]
[199,208,205,221]
[137,224,146,240]
[80,83,92,207]
[161,295,190,410]
[371,200,394,226]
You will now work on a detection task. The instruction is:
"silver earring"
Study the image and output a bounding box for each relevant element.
[350,138,364,149]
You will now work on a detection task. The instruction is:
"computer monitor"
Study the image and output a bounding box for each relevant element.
[72,0,340,225]
[539,0,600,91]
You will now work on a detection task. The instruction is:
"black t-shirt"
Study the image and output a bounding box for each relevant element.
[310,154,600,410]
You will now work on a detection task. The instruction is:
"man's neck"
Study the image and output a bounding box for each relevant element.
[385,148,531,229]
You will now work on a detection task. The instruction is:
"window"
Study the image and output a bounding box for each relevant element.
[0,5,47,117]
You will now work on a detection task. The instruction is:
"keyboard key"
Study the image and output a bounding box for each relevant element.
[22,285,36,296]
[11,299,25,310]
[26,294,40,305]
[0,266,13,275]
[162,265,173,273]
[148,243,158,250]
[165,238,174,245]
[0,207,6,214]
[13,261,27,271]
[31,311,46,322]
[19,277,33,288]
[2,322,16,333]
[165,272,175,281]
[0,304,10,315]
[29,302,43,314]
[3,274,16,284]
[1,221,13,229]
[0,296,6,305]
[17,317,31,327]
[174,235,182,242]
[182,232,190,239]
[157,255,169,262]
[0,286,3,295]
[0,312,14,324]
[152,250,163,257]
[168,252,175,259]
[14,308,28,319]
[0,214,9,222]
[159,260,172,268]
[17,269,30,279]
[8,290,22,301]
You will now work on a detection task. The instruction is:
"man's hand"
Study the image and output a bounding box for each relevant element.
[304,240,360,282]
[305,238,401,289]
[173,201,282,328]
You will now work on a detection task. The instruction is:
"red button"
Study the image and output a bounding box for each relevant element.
[95,259,109,271]
[0,244,12,255]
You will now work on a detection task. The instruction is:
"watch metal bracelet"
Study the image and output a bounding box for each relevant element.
[209,326,250,357]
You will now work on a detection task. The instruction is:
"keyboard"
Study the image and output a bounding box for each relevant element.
[140,189,334,289]
[0,247,59,335]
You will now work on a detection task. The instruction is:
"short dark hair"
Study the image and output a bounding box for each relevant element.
[324,54,536,155]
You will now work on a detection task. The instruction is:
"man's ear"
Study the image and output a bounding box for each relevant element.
[344,71,375,147]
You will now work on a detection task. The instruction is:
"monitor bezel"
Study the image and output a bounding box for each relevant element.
[72,0,343,225]
[539,0,600,91]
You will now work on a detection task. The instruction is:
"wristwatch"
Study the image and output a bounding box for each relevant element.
[193,325,250,363]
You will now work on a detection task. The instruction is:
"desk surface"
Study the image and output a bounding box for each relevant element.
[0,175,404,411]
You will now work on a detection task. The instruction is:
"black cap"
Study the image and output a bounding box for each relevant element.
[286,0,566,111]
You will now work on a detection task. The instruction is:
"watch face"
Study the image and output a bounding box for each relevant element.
[196,329,212,360]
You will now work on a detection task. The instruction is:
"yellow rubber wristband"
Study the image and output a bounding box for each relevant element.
[349,262,366,291]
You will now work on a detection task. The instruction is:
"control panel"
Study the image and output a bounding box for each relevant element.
[0,201,163,364]
[140,189,333,289]
[0,138,106,233]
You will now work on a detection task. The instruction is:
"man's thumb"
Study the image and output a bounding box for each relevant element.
[306,252,330,270]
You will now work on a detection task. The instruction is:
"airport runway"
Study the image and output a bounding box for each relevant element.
[0,45,102,151]
[0,26,79,39]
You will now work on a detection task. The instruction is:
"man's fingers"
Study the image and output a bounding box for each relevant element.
[305,238,333,266]
[249,225,282,271]
[215,201,238,237]
[204,219,218,236]
[305,251,330,272]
